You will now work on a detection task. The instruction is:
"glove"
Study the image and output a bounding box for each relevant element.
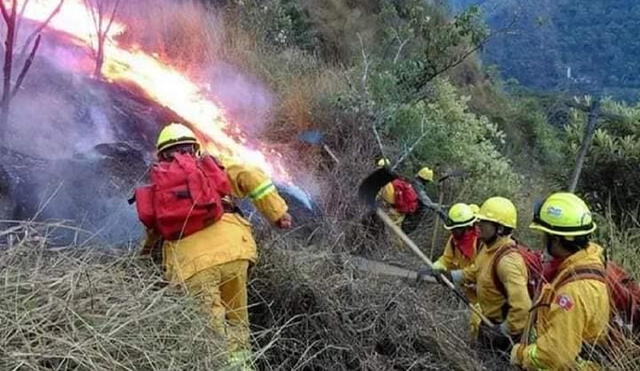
[416,266,446,283]
[479,322,507,342]
[275,213,292,229]
[479,322,515,352]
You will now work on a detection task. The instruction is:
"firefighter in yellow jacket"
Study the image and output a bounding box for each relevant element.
[377,158,404,228]
[141,123,291,370]
[418,203,480,296]
[510,193,609,370]
[450,197,531,352]
[433,203,480,272]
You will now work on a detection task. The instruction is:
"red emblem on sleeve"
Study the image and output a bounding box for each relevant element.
[556,294,574,311]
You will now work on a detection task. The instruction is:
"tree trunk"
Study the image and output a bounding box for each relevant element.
[94,34,104,77]
[0,13,15,144]
[568,99,601,192]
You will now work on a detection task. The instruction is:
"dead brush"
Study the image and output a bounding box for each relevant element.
[248,243,483,370]
[0,222,226,370]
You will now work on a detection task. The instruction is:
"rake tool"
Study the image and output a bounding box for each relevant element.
[357,167,494,328]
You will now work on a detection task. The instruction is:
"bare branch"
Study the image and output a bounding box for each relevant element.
[103,0,121,37]
[357,34,370,96]
[12,34,41,99]
[565,100,626,122]
[17,0,64,62]
[15,0,30,39]
[393,118,429,170]
[0,1,10,23]
[393,38,410,65]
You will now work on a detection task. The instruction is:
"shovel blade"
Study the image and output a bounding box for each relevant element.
[358,167,398,209]
[298,130,325,145]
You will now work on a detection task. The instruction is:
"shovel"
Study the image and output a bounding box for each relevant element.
[298,130,340,164]
[358,167,494,328]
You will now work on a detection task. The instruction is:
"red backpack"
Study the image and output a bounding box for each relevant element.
[491,242,545,301]
[392,179,419,214]
[134,153,232,240]
[557,261,640,338]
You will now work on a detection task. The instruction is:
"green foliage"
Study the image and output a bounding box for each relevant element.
[417,81,519,199]
[455,0,640,100]
[232,0,319,51]
[565,99,640,220]
[377,1,489,97]
[373,78,521,200]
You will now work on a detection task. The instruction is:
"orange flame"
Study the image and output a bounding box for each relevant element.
[17,0,290,181]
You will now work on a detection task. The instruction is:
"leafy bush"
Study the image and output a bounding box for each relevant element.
[565,99,640,221]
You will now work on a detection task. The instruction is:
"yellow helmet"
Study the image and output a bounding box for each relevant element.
[377,158,391,168]
[156,123,200,153]
[469,204,480,214]
[444,203,476,230]
[476,197,517,228]
[530,192,596,237]
[417,167,434,182]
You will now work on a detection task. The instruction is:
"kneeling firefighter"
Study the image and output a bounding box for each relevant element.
[135,123,292,370]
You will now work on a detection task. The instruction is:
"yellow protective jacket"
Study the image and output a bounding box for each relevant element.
[511,244,610,370]
[435,234,479,303]
[455,236,531,335]
[143,163,288,283]
[433,235,478,271]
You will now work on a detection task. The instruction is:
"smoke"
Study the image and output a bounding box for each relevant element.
[0,0,317,245]
[204,62,276,137]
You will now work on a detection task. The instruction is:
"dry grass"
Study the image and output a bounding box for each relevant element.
[0,218,489,370]
[0,222,226,370]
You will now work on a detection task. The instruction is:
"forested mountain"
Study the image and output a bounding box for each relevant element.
[451,0,640,100]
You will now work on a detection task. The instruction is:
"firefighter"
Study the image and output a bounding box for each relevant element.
[139,123,292,370]
[511,193,609,370]
[448,197,531,353]
[376,158,405,228]
[375,158,420,248]
[416,166,434,186]
[418,203,479,277]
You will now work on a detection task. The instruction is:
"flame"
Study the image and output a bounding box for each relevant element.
[16,0,290,181]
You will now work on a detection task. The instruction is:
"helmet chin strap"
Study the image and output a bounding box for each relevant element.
[545,236,554,256]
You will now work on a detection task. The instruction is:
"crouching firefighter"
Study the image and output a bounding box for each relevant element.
[133,123,292,370]
[511,193,609,370]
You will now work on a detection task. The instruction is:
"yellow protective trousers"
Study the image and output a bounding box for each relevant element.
[184,259,251,353]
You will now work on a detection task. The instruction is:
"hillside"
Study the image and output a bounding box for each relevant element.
[452,0,640,100]
[0,0,639,370]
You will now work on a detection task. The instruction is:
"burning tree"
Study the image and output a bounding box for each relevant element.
[0,0,64,143]
[83,0,121,78]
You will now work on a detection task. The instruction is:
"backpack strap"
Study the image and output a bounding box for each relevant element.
[491,243,518,299]
[490,243,520,319]
[554,265,606,291]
